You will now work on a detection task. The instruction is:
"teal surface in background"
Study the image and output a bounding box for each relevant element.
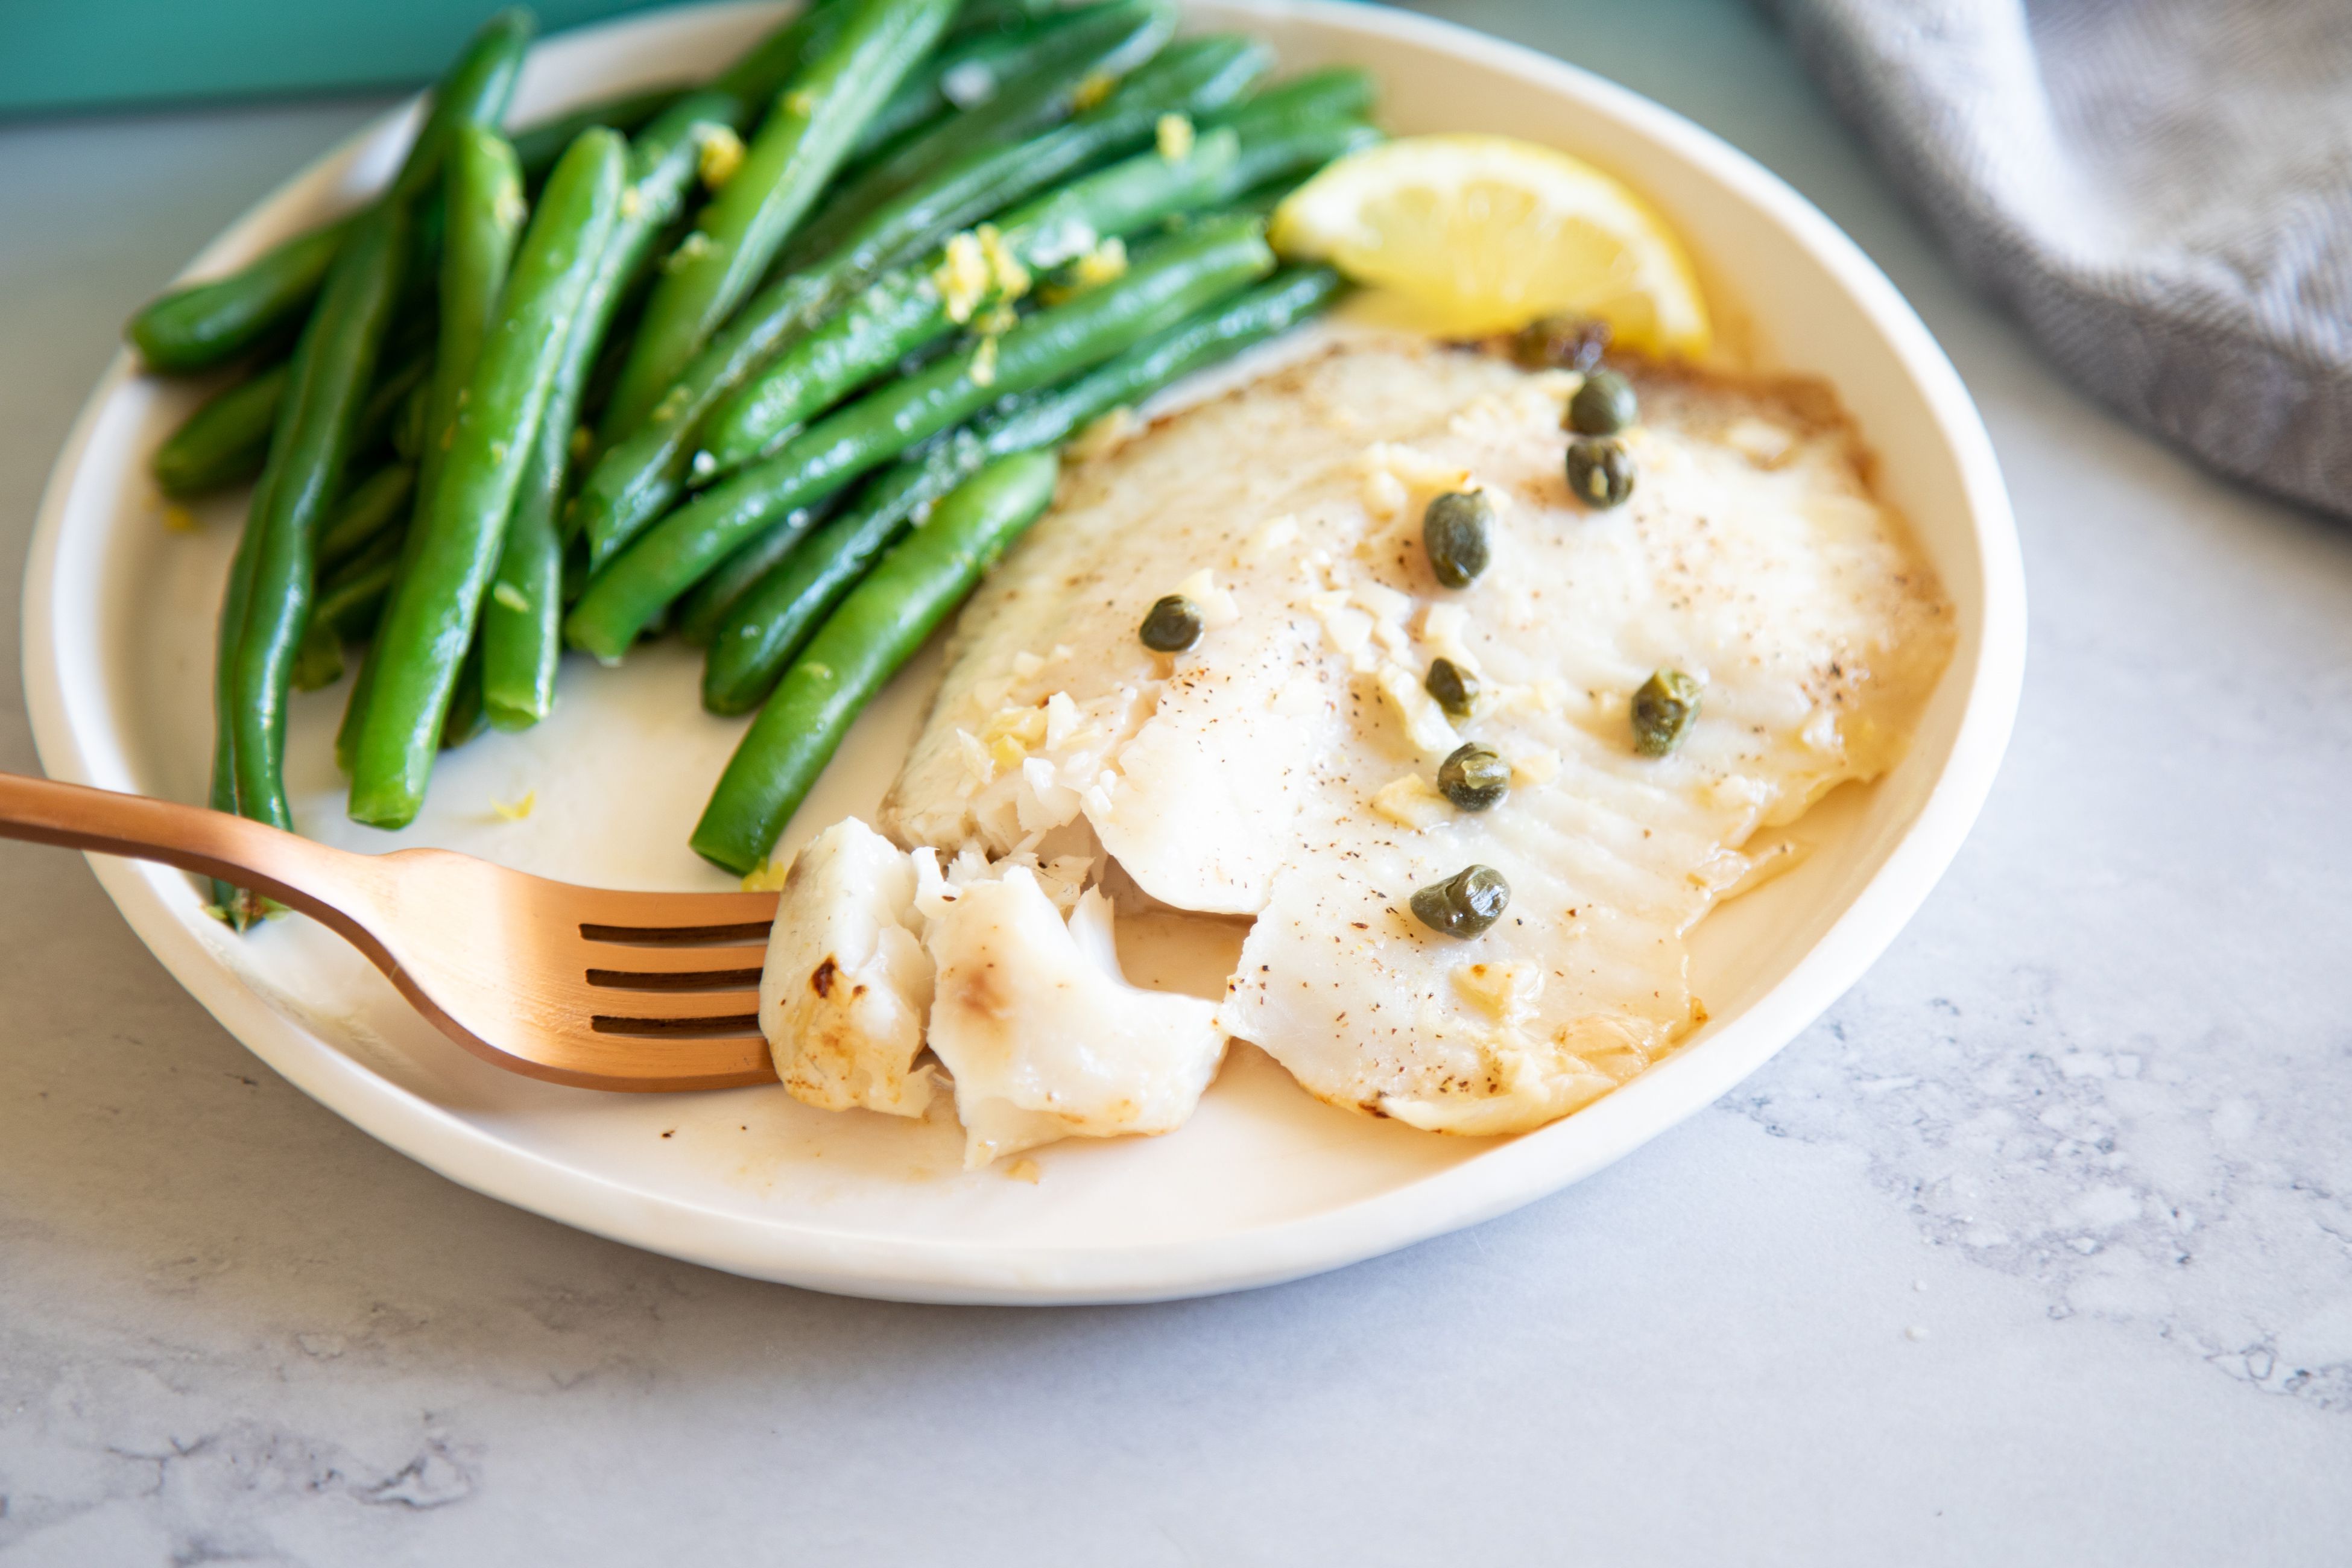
[0,0,694,116]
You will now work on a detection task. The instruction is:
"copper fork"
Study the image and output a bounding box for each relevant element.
[0,770,779,1090]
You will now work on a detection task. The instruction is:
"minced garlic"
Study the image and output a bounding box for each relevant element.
[1376,660,1460,754]
[1508,747,1561,786]
[1371,774,1450,830]
[1173,567,1239,627]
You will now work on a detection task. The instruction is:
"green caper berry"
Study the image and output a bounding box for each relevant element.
[1422,490,1494,589]
[1424,657,1479,719]
[1631,668,1701,757]
[1139,594,1204,653]
[1567,369,1637,435]
[1437,743,1510,811]
[1409,864,1511,939]
[1566,437,1636,509]
[1511,314,1610,372]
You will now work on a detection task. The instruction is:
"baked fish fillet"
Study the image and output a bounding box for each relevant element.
[875,329,1952,1137]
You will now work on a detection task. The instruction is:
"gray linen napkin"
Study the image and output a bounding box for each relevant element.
[1761,0,2352,519]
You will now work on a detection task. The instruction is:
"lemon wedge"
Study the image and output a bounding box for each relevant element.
[1269,134,1712,356]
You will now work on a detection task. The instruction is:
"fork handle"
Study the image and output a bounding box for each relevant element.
[0,770,372,935]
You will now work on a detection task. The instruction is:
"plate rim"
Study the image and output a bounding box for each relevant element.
[21,0,2026,1305]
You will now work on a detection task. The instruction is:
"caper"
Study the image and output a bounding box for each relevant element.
[1139,594,1204,652]
[1566,437,1636,509]
[1437,743,1510,811]
[1511,314,1610,373]
[1424,657,1479,719]
[1631,668,1701,757]
[1567,368,1637,435]
[1422,490,1494,588]
[1409,864,1511,939]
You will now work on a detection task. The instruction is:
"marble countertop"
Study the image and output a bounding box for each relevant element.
[2,1,2348,1561]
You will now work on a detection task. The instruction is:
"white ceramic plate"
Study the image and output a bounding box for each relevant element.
[23,0,2023,1304]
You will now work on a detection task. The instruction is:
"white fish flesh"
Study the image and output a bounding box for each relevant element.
[877,330,1953,1139]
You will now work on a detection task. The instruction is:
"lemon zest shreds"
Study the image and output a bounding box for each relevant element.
[741,857,791,892]
[933,231,990,324]
[697,125,746,191]
[785,87,818,118]
[976,223,1031,301]
[970,334,1001,388]
[162,502,200,533]
[1156,113,1194,163]
[1071,71,1117,111]
[493,790,536,821]
[1072,235,1127,287]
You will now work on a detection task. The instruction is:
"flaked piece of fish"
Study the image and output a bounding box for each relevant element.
[882,329,1953,1137]
[757,818,936,1118]
[756,820,1225,1166]
[917,865,1226,1169]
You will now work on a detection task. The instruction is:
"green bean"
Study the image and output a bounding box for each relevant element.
[599,0,961,437]
[567,214,1272,660]
[423,128,528,512]
[574,28,1259,571]
[316,461,416,571]
[224,200,411,834]
[152,364,288,498]
[387,10,538,205]
[349,130,627,828]
[691,449,1061,873]
[675,498,834,647]
[128,10,531,375]
[333,125,525,776]
[478,89,753,731]
[700,264,1344,713]
[207,465,273,924]
[129,221,353,378]
[697,125,1242,474]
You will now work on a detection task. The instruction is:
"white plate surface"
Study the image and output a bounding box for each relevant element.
[22,0,2023,1304]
